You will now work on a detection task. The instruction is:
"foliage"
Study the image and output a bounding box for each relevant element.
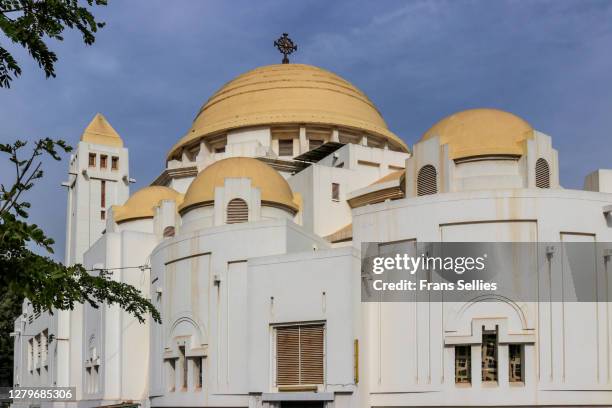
[0,0,107,88]
[0,138,161,323]
[0,291,22,386]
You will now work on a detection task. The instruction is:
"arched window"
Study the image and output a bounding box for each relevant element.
[226,198,248,224]
[417,165,438,196]
[535,158,550,188]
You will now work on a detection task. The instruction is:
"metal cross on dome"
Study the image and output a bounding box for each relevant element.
[274,33,297,64]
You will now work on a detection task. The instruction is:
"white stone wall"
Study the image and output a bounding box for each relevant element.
[353,188,612,406]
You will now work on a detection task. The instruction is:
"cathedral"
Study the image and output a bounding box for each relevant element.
[11,60,612,407]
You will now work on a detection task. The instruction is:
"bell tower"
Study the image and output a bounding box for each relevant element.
[63,113,130,265]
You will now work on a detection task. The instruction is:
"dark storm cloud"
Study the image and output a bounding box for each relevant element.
[1,0,611,261]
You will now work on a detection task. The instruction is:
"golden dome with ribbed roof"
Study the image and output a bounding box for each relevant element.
[112,186,182,223]
[179,157,298,214]
[167,64,407,159]
[421,108,534,160]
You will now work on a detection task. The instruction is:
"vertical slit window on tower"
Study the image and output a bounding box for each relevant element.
[28,339,33,372]
[481,328,498,382]
[42,329,48,367]
[111,156,119,170]
[86,367,92,393]
[89,153,96,167]
[100,154,108,169]
[455,345,471,384]
[101,180,106,208]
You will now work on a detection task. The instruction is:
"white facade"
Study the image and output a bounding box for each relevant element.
[12,64,612,408]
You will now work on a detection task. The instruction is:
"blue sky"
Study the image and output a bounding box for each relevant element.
[1,0,611,261]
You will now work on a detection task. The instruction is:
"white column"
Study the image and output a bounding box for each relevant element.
[361,134,368,147]
[299,126,308,153]
[331,128,339,143]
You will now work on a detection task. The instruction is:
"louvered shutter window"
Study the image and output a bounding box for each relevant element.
[226,198,248,224]
[276,324,324,386]
[535,158,550,188]
[417,165,437,196]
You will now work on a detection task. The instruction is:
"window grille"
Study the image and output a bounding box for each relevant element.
[482,329,498,382]
[509,344,523,382]
[88,153,96,167]
[417,165,437,196]
[535,158,550,188]
[455,345,471,383]
[227,199,248,224]
[111,156,119,170]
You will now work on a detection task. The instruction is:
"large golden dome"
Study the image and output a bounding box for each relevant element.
[179,157,298,214]
[421,108,534,160]
[113,186,182,223]
[167,64,407,159]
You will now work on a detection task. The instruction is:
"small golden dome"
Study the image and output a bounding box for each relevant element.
[167,64,408,159]
[421,108,534,160]
[113,186,182,223]
[81,113,123,147]
[179,157,298,214]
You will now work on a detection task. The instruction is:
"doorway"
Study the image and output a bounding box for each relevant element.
[280,402,324,408]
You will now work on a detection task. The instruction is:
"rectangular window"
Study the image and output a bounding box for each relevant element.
[276,324,324,386]
[278,139,294,156]
[193,357,203,389]
[88,153,96,167]
[167,359,176,392]
[100,154,108,168]
[309,138,323,151]
[331,183,340,201]
[100,210,106,220]
[179,346,187,390]
[482,329,498,382]
[455,345,471,384]
[111,156,119,170]
[509,344,523,382]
